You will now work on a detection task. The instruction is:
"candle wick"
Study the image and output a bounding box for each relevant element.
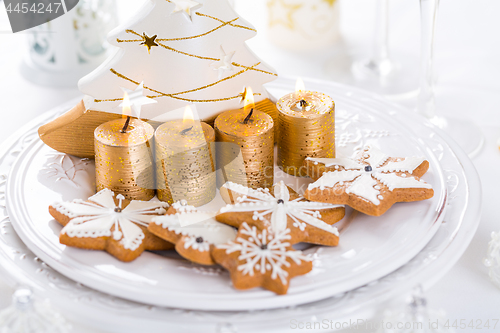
[299,99,308,109]
[120,117,131,133]
[181,126,193,135]
[243,108,254,124]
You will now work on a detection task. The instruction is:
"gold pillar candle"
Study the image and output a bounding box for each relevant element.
[214,106,274,189]
[94,118,155,201]
[277,87,335,177]
[155,112,216,207]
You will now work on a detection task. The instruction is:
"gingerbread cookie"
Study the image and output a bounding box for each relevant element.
[149,201,237,265]
[303,146,434,216]
[212,222,312,295]
[216,181,344,246]
[49,189,173,262]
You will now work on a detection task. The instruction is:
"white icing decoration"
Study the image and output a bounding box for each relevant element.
[345,174,380,205]
[152,203,237,248]
[172,201,197,214]
[378,157,426,173]
[307,146,432,206]
[220,181,341,236]
[307,171,363,191]
[360,146,389,167]
[113,230,122,240]
[293,221,307,231]
[88,189,117,210]
[216,223,311,285]
[306,157,364,170]
[372,172,432,191]
[183,236,210,252]
[53,189,168,251]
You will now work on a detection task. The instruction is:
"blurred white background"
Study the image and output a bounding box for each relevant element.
[0,0,499,332]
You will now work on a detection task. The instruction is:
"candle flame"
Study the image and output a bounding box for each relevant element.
[243,87,255,112]
[183,105,195,124]
[295,78,306,93]
[122,92,132,118]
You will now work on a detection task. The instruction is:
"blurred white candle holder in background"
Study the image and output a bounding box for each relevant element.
[377,286,454,333]
[0,287,71,333]
[266,0,340,51]
[20,0,118,88]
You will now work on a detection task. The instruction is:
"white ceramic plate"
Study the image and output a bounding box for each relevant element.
[7,78,447,311]
[0,78,480,332]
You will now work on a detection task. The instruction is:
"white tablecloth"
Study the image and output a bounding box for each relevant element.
[0,0,499,332]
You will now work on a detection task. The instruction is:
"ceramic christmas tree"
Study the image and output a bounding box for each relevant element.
[39,0,278,158]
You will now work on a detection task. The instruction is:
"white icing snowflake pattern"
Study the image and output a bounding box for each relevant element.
[152,201,237,251]
[53,189,168,251]
[183,236,211,252]
[219,181,341,236]
[307,146,432,206]
[217,223,311,285]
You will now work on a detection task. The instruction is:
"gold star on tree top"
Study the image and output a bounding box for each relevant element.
[140,33,159,53]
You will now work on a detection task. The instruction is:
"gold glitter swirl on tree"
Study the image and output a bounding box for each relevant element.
[195,13,255,32]
[232,62,276,76]
[117,30,277,76]
[158,17,240,41]
[116,12,255,45]
[147,63,264,98]
[156,41,219,61]
[94,68,262,104]
[117,29,143,42]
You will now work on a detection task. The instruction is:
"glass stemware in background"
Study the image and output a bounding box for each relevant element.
[352,0,392,79]
[418,0,484,157]
[327,0,420,99]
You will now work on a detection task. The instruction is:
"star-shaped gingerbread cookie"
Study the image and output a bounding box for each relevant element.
[49,189,173,262]
[303,146,434,216]
[212,222,312,295]
[216,181,344,246]
[148,201,237,265]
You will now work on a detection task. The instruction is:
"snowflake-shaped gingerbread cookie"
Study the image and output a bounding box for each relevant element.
[303,146,434,216]
[49,189,173,262]
[148,201,237,265]
[217,181,344,246]
[212,222,312,295]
